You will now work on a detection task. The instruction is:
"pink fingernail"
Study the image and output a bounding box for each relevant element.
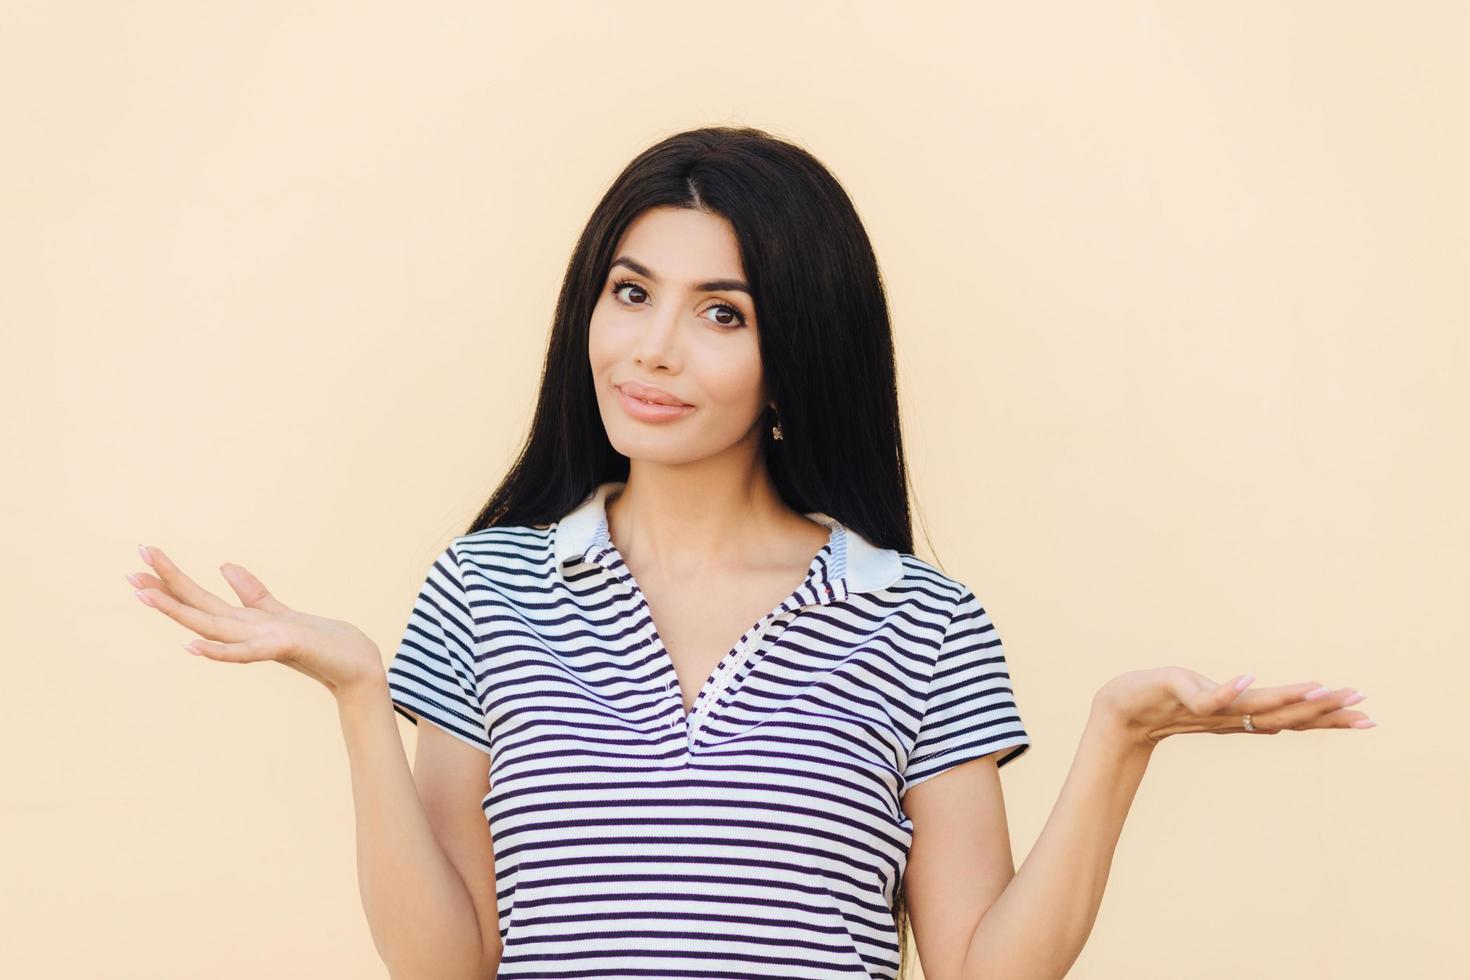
[1342,691,1366,705]
[1303,686,1330,700]
[1350,718,1376,728]
[138,544,153,566]
[135,590,156,607]
[1234,674,1255,691]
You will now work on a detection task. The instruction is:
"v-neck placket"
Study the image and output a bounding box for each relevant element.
[584,512,852,758]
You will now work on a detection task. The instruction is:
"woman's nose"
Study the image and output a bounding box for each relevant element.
[634,311,681,361]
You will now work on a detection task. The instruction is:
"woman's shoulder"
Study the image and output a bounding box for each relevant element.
[456,521,556,543]
[888,551,972,605]
[448,523,560,586]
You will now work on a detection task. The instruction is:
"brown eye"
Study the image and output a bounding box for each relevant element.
[609,277,747,328]
[700,301,748,328]
[611,279,647,304]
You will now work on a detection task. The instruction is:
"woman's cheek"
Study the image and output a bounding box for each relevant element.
[586,313,619,374]
[698,359,766,422]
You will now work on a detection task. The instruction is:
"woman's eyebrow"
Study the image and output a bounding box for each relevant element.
[610,255,750,295]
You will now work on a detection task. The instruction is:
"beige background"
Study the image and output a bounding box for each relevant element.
[4,2,1462,977]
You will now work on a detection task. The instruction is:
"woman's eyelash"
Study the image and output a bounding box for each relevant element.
[609,278,747,327]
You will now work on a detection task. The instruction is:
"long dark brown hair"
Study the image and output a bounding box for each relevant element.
[464,125,921,978]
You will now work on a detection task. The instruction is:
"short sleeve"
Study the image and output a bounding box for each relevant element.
[385,541,492,757]
[903,589,1030,790]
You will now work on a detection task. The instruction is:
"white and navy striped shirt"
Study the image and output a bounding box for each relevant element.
[387,480,1030,979]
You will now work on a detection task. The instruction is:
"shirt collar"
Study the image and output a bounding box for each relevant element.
[554,480,904,596]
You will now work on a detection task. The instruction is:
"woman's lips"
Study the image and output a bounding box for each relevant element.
[617,386,696,422]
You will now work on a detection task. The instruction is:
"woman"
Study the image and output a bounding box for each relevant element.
[126,126,1373,980]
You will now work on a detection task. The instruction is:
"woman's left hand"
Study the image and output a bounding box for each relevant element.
[1093,667,1376,746]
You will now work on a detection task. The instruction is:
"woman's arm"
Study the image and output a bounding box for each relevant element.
[958,698,1153,980]
[955,665,1363,979]
[338,673,496,980]
[125,546,497,978]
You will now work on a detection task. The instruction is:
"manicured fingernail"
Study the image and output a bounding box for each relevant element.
[1234,674,1255,691]
[138,544,153,566]
[183,643,203,656]
[1342,691,1366,705]
[135,590,156,607]
[124,572,141,587]
[1303,686,1330,700]
[1350,718,1376,728]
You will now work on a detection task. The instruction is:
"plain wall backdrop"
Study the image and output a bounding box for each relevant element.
[4,2,1462,977]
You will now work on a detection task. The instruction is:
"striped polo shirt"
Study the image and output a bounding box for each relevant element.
[387,480,1030,979]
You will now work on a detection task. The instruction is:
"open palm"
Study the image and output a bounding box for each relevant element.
[126,544,382,697]
[1094,666,1375,744]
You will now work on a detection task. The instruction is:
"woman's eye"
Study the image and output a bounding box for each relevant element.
[609,278,747,328]
[611,279,647,304]
[700,302,747,328]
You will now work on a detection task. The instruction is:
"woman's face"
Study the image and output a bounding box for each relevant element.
[588,206,769,465]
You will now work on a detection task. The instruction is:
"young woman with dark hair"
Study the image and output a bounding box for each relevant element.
[128,126,1372,980]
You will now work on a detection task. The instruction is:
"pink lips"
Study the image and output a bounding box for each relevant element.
[617,384,695,423]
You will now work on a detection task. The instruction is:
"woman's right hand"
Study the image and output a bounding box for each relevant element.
[127,544,386,700]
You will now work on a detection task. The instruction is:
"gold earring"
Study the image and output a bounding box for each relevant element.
[771,416,784,441]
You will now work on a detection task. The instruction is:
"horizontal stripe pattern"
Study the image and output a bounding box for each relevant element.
[386,482,1029,979]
